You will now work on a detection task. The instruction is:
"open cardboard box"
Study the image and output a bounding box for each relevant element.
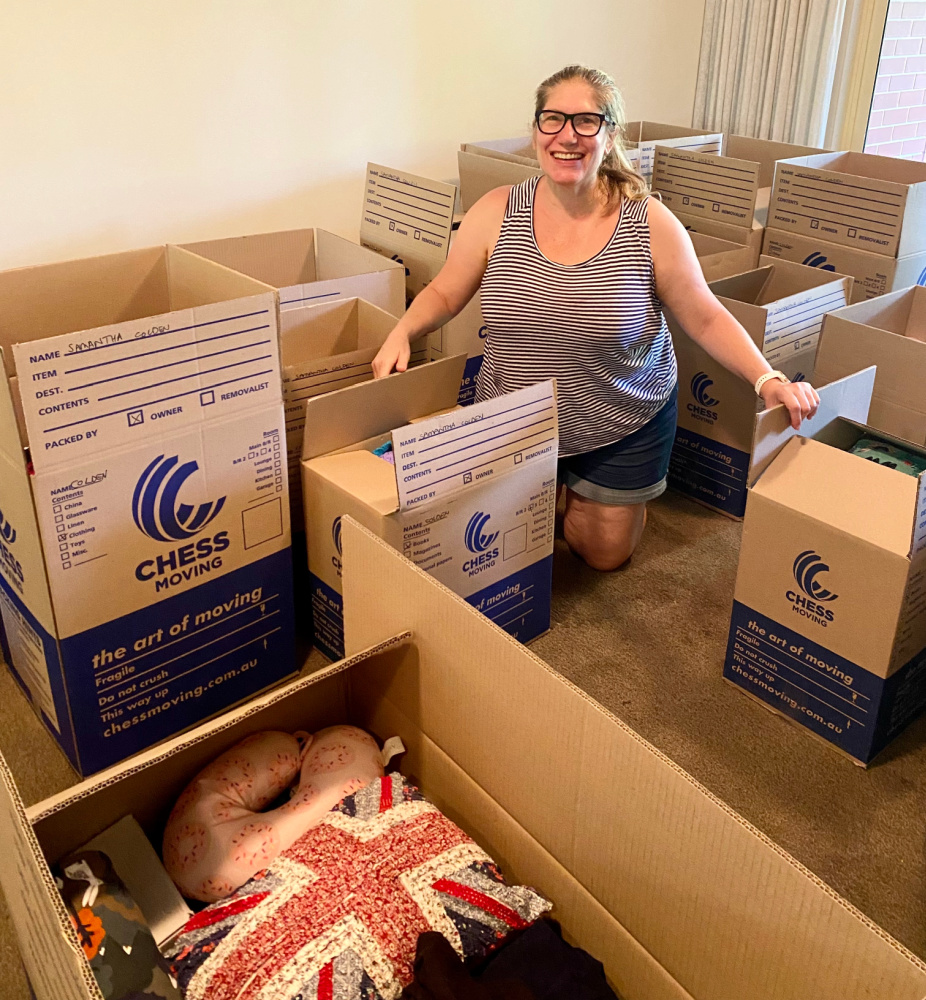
[178,228,405,318]
[814,285,926,446]
[279,296,427,528]
[769,151,926,259]
[301,357,557,660]
[689,231,757,283]
[668,258,854,518]
[654,135,829,246]
[3,519,926,999]
[0,247,296,777]
[724,395,926,765]
[762,227,926,303]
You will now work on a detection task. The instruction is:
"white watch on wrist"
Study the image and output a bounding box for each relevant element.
[754,370,789,396]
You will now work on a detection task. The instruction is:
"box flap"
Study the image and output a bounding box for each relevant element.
[301,355,466,461]
[457,150,542,212]
[339,519,926,1000]
[391,380,557,511]
[176,229,318,288]
[12,289,280,472]
[361,163,456,265]
[710,266,775,305]
[750,367,876,485]
[652,146,761,227]
[725,135,829,187]
[0,754,100,999]
[753,433,918,555]
[459,137,537,165]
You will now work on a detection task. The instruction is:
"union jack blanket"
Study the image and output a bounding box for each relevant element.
[166,772,551,999]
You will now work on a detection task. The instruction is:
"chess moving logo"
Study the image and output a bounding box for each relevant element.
[463,511,499,576]
[0,505,24,592]
[687,372,719,423]
[802,252,837,272]
[133,455,229,590]
[786,549,837,626]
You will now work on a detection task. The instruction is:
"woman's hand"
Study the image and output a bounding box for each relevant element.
[372,328,412,378]
[760,379,821,429]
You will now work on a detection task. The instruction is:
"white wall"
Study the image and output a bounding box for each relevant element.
[0,1,706,270]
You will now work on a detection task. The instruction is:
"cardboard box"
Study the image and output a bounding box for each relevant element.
[457,138,542,212]
[653,134,828,234]
[769,151,926,258]
[673,208,765,255]
[279,296,428,528]
[4,519,926,1000]
[762,227,926,303]
[360,163,484,404]
[301,357,558,659]
[814,286,926,446]
[360,163,456,304]
[668,259,854,518]
[623,121,722,186]
[724,406,926,765]
[178,228,405,318]
[0,247,296,776]
[689,231,758,283]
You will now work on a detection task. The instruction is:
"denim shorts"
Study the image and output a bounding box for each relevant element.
[558,384,678,505]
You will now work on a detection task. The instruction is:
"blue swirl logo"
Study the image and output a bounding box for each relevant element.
[0,507,15,545]
[802,252,836,272]
[691,372,719,408]
[464,512,498,554]
[332,515,343,557]
[917,266,926,287]
[132,455,226,543]
[792,550,838,603]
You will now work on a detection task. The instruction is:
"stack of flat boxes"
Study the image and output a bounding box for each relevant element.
[764,151,926,302]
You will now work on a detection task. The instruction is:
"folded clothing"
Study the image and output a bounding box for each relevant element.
[57,849,180,1000]
[850,437,926,477]
[166,772,551,999]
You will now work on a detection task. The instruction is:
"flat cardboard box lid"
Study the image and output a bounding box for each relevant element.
[301,355,466,461]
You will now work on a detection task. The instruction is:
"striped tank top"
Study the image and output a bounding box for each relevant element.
[475,176,677,457]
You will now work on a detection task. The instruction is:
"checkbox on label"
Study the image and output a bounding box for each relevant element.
[53,504,61,513]
[200,390,215,406]
[59,543,67,551]
[463,472,472,484]
[127,409,144,426]
[811,219,819,229]
[712,203,720,212]
[57,533,66,542]
[55,514,63,523]
[60,550,68,560]
[682,196,690,206]
[414,230,421,240]
[62,561,71,570]
[847,228,857,238]
[389,221,396,231]
[515,453,523,464]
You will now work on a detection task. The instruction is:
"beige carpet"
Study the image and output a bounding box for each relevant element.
[2,489,925,997]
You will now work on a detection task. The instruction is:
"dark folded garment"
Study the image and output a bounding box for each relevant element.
[404,920,618,1000]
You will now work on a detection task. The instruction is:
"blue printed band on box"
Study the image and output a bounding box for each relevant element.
[0,247,296,776]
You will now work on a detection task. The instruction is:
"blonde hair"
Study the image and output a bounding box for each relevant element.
[534,65,648,205]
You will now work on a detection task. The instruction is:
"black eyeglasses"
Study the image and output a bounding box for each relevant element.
[535,110,613,136]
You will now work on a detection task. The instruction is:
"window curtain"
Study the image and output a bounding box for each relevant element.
[693,0,848,145]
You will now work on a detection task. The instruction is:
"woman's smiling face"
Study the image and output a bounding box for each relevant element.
[533,78,612,191]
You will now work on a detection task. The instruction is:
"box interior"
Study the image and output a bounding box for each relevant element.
[280,298,393,365]
[179,229,319,288]
[798,150,926,183]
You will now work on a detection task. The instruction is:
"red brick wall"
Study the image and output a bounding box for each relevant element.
[865,1,926,159]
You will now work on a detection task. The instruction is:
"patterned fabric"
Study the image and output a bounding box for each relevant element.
[57,849,181,999]
[166,773,551,1000]
[163,727,384,902]
[850,436,926,477]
